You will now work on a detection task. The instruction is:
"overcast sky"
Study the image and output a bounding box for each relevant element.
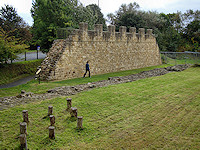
[0,0,199,26]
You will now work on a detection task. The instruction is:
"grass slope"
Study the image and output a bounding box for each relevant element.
[0,66,199,149]
[0,59,43,85]
[0,64,170,97]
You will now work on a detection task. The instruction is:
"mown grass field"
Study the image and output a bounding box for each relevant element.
[0,64,170,97]
[0,66,199,149]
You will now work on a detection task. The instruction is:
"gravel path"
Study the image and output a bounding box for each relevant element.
[0,64,190,110]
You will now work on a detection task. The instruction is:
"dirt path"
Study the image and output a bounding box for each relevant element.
[0,64,190,110]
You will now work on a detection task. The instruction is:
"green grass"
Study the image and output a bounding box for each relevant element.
[0,59,43,86]
[0,66,199,149]
[0,64,170,97]
[25,50,37,53]
[161,54,200,65]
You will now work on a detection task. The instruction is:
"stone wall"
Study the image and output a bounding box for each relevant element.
[40,22,162,80]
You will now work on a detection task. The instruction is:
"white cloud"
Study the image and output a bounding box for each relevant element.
[135,0,180,9]
[0,0,199,26]
[0,0,32,13]
[80,0,183,16]
[0,0,33,25]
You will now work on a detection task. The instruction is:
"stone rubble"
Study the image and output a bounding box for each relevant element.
[0,64,191,110]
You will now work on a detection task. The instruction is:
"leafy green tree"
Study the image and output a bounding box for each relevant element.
[31,0,107,52]
[0,5,22,31]
[107,3,191,52]
[0,5,32,44]
[72,4,107,30]
[72,4,96,30]
[0,27,28,63]
[31,0,78,52]
[158,13,182,51]
[0,5,30,63]
[107,2,140,30]
[182,20,200,51]
[86,4,107,30]
[180,10,200,51]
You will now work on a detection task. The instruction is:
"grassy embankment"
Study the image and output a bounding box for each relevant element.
[0,64,171,97]
[0,66,199,149]
[0,59,43,86]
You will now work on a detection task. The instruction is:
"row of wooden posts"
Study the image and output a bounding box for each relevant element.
[19,98,83,149]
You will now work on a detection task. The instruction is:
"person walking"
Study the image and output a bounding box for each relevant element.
[83,61,91,78]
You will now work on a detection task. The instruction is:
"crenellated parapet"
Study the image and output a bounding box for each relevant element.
[41,22,161,81]
[58,22,156,43]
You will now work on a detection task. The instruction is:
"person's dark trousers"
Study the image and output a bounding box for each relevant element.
[83,70,90,77]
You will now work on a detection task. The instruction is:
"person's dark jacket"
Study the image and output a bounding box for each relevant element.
[86,63,90,71]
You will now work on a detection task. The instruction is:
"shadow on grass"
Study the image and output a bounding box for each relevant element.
[193,63,200,67]
[65,116,77,123]
[14,145,22,150]
[74,127,84,132]
[42,115,49,120]
[40,136,55,145]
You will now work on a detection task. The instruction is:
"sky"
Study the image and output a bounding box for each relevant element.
[0,0,199,26]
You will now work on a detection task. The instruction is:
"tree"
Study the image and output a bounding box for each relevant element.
[31,0,78,52]
[180,10,200,51]
[31,0,107,52]
[0,5,30,63]
[106,3,191,52]
[107,2,140,28]
[158,13,182,51]
[72,4,96,30]
[181,20,200,51]
[0,5,32,44]
[86,4,107,30]
[0,27,28,63]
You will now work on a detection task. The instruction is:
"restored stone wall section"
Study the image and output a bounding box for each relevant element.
[40,22,162,80]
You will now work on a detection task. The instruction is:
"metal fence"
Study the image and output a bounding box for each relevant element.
[8,51,46,63]
[160,51,200,65]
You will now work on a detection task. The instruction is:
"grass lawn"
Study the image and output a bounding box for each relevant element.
[0,66,199,149]
[161,54,200,65]
[0,64,170,97]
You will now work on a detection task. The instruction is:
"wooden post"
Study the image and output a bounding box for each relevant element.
[70,107,77,118]
[37,49,39,59]
[77,116,83,129]
[22,110,29,123]
[25,51,26,61]
[50,115,55,126]
[19,134,27,150]
[49,126,55,139]
[48,106,53,116]
[66,98,72,111]
[20,122,27,135]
